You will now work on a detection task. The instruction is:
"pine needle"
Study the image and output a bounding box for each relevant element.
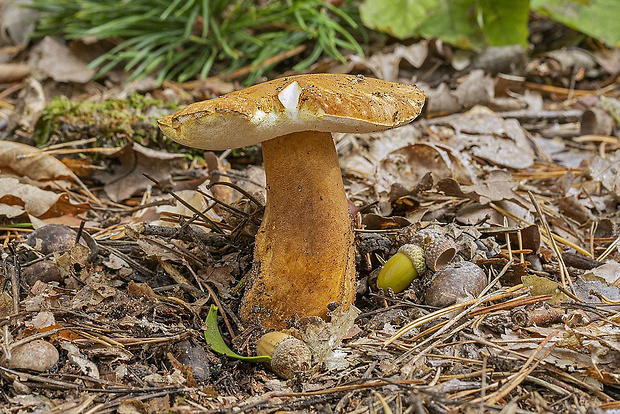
[28,0,366,84]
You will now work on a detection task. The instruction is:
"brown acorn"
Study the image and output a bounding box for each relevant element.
[256,331,312,379]
[424,261,487,308]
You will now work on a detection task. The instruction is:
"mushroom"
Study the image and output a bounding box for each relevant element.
[158,74,424,329]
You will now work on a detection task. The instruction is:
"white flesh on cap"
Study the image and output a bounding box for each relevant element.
[277,81,302,120]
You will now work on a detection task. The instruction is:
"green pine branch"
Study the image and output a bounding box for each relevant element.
[29,0,366,84]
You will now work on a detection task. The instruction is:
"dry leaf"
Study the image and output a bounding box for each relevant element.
[0,203,26,219]
[0,0,39,45]
[60,342,100,379]
[349,41,428,82]
[453,70,494,109]
[200,265,236,299]
[429,107,535,169]
[457,199,533,227]
[590,151,620,198]
[29,36,95,83]
[437,170,528,207]
[426,70,494,115]
[0,177,88,219]
[587,261,620,285]
[93,143,184,202]
[425,83,462,115]
[127,281,158,301]
[0,141,77,185]
[339,125,422,179]
[367,125,423,161]
[375,143,454,196]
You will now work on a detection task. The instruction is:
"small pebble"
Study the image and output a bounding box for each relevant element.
[175,340,214,382]
[22,260,64,285]
[9,340,59,372]
[27,224,80,255]
[12,380,31,394]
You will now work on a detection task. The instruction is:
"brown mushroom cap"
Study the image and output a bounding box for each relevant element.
[157,74,425,150]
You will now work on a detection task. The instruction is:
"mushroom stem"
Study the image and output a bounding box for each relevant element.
[240,131,356,329]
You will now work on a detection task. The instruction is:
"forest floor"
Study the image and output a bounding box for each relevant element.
[1,12,620,414]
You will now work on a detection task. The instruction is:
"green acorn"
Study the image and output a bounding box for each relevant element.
[377,244,426,293]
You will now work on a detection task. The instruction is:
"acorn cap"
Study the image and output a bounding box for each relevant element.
[157,74,425,150]
[412,228,457,272]
[398,244,426,275]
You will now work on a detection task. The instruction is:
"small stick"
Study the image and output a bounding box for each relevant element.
[500,249,532,255]
[468,294,553,317]
[589,221,597,258]
[483,331,558,405]
[523,81,616,97]
[511,306,564,327]
[8,327,69,351]
[517,228,524,264]
[143,173,225,234]
[7,245,20,315]
[461,333,613,402]
[16,147,119,159]
[597,236,620,262]
[0,82,24,100]
[209,181,265,209]
[40,137,98,151]
[384,262,516,346]
[0,366,81,389]
[528,191,574,293]
[504,216,513,262]
[556,286,586,303]
[185,264,237,338]
[75,220,85,245]
[525,130,553,163]
[480,356,488,412]
[489,202,592,258]
[196,188,249,217]
[99,245,157,278]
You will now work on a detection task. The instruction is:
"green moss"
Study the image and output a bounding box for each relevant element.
[33,94,183,151]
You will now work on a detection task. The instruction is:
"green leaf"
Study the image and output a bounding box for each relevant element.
[360,0,529,49]
[532,0,620,47]
[204,305,271,363]
[478,0,529,47]
[416,0,482,49]
[359,0,437,39]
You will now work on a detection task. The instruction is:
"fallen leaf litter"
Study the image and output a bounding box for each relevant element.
[0,39,620,414]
